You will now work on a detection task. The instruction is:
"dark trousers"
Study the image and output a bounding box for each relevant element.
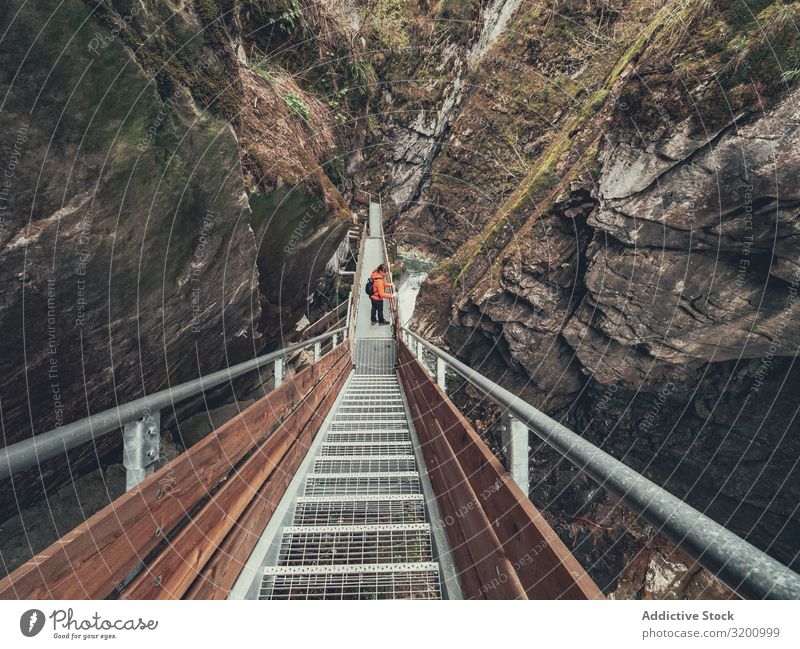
[370,299,385,323]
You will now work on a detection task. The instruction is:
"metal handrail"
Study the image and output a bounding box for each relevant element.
[401,327,800,600]
[349,220,368,341]
[375,196,400,327]
[0,327,346,482]
[302,301,347,340]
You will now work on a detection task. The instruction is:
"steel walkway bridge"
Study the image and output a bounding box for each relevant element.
[1,202,799,600]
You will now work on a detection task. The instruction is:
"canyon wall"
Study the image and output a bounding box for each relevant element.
[0,0,369,520]
[365,0,800,595]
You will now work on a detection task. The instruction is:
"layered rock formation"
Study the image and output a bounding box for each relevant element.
[374,0,800,594]
[2,0,798,598]
[0,0,369,521]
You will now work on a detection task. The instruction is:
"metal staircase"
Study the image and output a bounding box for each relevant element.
[258,341,442,600]
[4,199,798,601]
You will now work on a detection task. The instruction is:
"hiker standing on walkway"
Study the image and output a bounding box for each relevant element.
[367,263,395,325]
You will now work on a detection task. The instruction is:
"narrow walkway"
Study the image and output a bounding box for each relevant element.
[254,203,444,599]
[258,341,442,599]
[355,201,393,339]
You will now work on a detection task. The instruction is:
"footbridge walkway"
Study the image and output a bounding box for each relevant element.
[1,202,798,600]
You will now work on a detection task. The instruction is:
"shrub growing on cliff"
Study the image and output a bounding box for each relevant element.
[364,0,410,51]
[781,68,800,83]
[284,93,310,119]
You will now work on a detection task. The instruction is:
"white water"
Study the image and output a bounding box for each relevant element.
[396,252,437,327]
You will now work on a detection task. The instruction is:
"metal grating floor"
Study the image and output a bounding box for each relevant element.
[320,442,413,456]
[260,351,442,599]
[293,496,426,526]
[261,564,441,600]
[326,432,411,443]
[354,340,397,375]
[304,473,421,496]
[277,525,433,566]
[313,457,418,473]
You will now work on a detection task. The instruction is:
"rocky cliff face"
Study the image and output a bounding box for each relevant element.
[0,0,370,520]
[376,0,800,595]
[2,0,798,598]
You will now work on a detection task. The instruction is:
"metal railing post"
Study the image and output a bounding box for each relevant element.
[333,332,339,348]
[345,293,352,339]
[416,341,429,375]
[314,341,321,362]
[274,357,284,388]
[436,357,447,393]
[122,410,160,491]
[501,411,529,496]
[0,326,346,483]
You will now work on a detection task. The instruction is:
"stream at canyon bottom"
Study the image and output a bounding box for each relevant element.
[396,252,437,327]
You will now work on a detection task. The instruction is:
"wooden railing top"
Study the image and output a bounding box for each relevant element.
[0,343,352,600]
[397,340,603,600]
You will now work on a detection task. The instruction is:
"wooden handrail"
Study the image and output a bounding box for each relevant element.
[397,340,603,600]
[0,343,352,600]
[184,351,350,600]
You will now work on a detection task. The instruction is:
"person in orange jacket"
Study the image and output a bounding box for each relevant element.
[369,263,395,325]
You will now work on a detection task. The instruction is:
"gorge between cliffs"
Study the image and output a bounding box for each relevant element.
[1,0,799,600]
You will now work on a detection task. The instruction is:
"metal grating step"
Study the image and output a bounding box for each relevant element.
[354,340,397,375]
[313,456,417,474]
[260,563,441,600]
[350,374,397,379]
[337,406,406,413]
[341,396,403,408]
[293,495,426,526]
[331,421,409,431]
[277,524,433,566]
[345,379,400,394]
[326,431,411,443]
[333,417,408,426]
[320,442,413,456]
[347,385,398,390]
[334,410,406,417]
[346,386,399,389]
[255,351,443,601]
[304,473,421,496]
